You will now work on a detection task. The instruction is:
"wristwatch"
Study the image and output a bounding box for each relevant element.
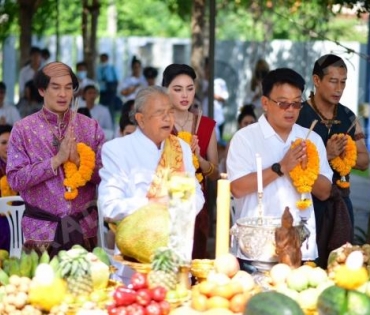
[271,163,284,176]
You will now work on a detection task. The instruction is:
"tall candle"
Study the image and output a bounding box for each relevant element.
[256,153,263,194]
[216,174,231,258]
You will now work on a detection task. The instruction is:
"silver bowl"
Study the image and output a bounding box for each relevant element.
[230,217,281,270]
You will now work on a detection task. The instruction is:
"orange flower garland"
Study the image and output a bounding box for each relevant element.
[0,175,17,197]
[177,131,203,183]
[289,139,320,210]
[330,133,357,188]
[63,143,95,200]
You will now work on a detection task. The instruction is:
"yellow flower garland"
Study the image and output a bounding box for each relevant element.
[0,175,17,197]
[289,139,320,210]
[329,133,357,188]
[63,143,95,200]
[177,131,203,183]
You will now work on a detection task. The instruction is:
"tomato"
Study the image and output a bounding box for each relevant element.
[126,303,146,315]
[151,286,167,302]
[113,287,137,306]
[145,301,162,315]
[131,273,148,290]
[158,300,171,315]
[116,306,129,315]
[136,288,152,306]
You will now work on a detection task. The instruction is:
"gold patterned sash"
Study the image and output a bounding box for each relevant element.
[146,134,184,199]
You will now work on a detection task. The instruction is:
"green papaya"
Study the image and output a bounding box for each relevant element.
[30,249,39,277]
[244,291,304,315]
[19,251,33,278]
[39,250,50,264]
[0,268,9,285]
[92,247,110,266]
[115,203,169,263]
[8,257,20,276]
[2,259,10,275]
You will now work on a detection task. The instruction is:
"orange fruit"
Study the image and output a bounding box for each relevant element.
[229,293,248,313]
[199,281,217,297]
[229,281,244,296]
[210,283,234,300]
[206,296,230,309]
[191,293,208,311]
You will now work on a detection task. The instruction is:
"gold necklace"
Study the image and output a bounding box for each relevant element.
[175,111,191,131]
[41,110,69,148]
[309,92,340,133]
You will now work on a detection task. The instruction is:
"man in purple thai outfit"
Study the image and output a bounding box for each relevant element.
[7,62,105,256]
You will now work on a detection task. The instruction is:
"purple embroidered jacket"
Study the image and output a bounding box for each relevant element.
[6,108,105,242]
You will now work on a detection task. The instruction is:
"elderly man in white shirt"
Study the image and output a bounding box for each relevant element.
[227,68,333,272]
[98,86,205,282]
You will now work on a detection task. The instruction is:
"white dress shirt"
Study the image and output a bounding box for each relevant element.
[0,104,21,125]
[227,114,333,261]
[98,128,205,220]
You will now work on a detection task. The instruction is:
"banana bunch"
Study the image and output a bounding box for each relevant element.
[58,246,90,278]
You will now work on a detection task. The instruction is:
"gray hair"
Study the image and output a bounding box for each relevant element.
[133,86,168,116]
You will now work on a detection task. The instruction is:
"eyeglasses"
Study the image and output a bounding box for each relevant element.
[268,98,302,110]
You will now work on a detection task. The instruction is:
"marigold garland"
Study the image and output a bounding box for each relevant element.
[330,133,357,188]
[177,131,203,183]
[289,139,320,210]
[0,175,17,197]
[63,142,95,200]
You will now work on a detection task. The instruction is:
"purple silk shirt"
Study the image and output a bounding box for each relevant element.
[6,107,105,242]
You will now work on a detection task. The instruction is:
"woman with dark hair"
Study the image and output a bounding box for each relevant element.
[17,79,44,118]
[162,63,219,259]
[119,56,147,101]
[0,124,14,251]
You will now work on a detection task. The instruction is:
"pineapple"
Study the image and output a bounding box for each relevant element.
[58,247,93,296]
[147,247,180,291]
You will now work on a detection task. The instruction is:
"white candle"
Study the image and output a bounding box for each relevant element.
[256,153,263,193]
[216,174,230,258]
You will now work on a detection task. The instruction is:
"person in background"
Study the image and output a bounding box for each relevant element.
[296,54,369,268]
[97,53,118,120]
[0,124,14,251]
[245,59,270,117]
[162,63,219,259]
[227,68,332,272]
[19,46,42,97]
[119,56,147,102]
[81,85,113,140]
[220,104,257,173]
[0,82,21,125]
[202,58,229,143]
[7,61,105,257]
[143,66,158,86]
[77,107,92,118]
[16,80,43,118]
[41,48,51,65]
[119,116,136,137]
[75,61,96,107]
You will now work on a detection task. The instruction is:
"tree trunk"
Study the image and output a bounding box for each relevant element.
[191,0,206,88]
[82,0,100,79]
[18,0,40,67]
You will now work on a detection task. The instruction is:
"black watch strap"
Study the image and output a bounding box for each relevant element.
[271,163,284,176]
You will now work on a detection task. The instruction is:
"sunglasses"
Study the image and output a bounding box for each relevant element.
[269,98,302,110]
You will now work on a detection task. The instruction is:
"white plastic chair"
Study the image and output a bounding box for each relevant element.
[0,196,25,258]
[97,200,115,259]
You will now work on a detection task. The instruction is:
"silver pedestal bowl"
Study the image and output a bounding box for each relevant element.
[230,216,281,271]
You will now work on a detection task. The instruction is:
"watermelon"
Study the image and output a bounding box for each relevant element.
[317,285,370,315]
[244,291,304,315]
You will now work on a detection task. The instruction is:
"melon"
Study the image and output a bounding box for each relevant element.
[115,203,169,263]
[244,291,304,315]
[317,285,370,315]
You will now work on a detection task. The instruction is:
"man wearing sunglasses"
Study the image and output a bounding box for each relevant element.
[297,54,369,268]
[227,68,333,272]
